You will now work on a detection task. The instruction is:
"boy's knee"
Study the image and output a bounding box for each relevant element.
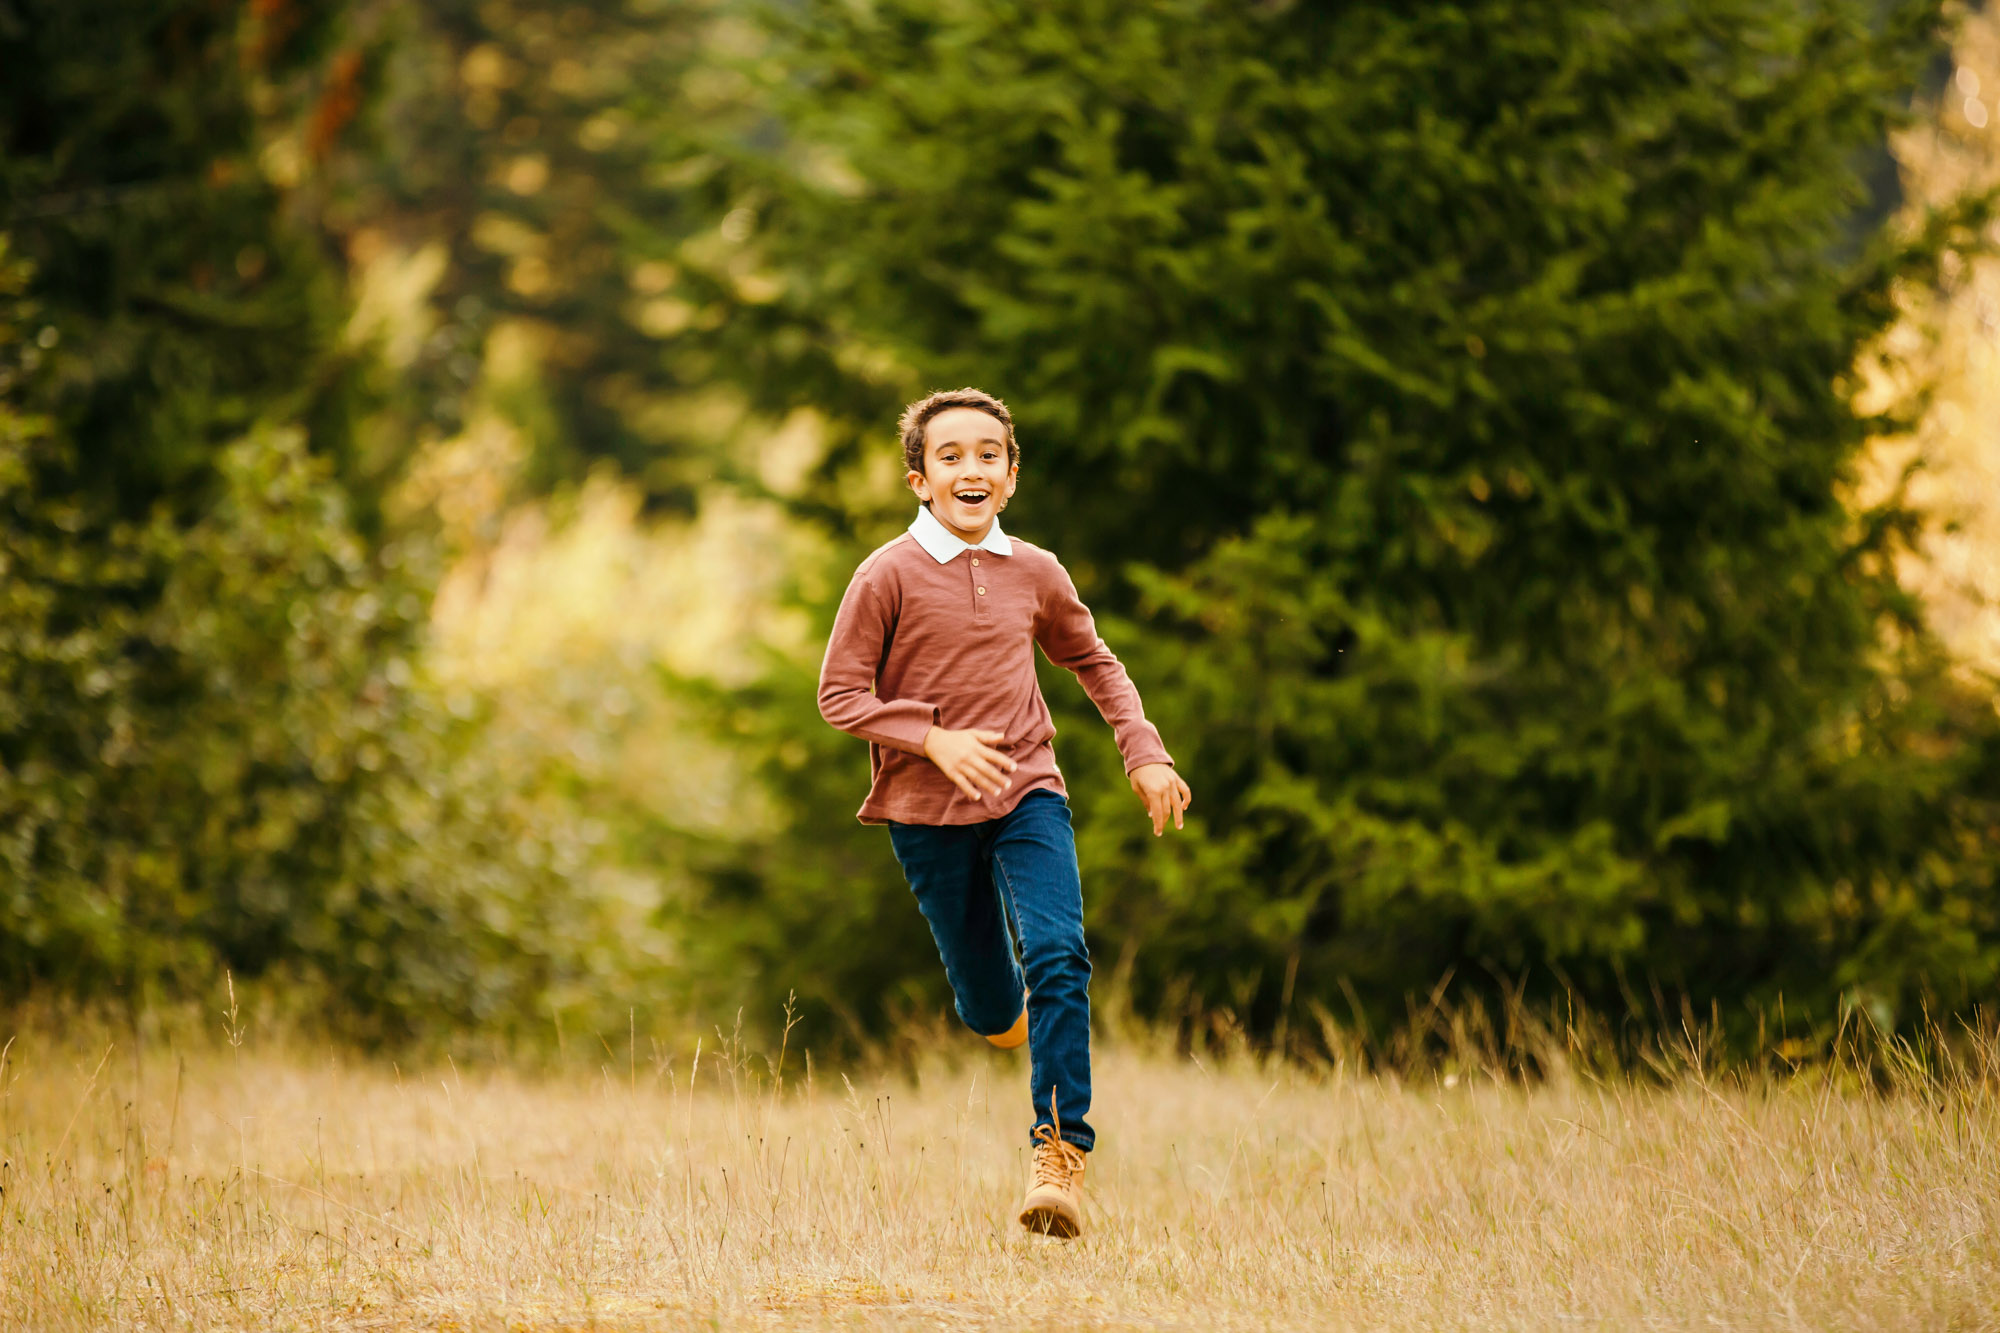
[957,991,1027,1035]
[1021,936,1090,990]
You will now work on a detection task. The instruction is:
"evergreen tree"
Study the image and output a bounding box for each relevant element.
[335,0,766,506]
[0,0,653,1040]
[673,0,2000,1043]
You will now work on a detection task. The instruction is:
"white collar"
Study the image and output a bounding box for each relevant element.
[909,504,1013,563]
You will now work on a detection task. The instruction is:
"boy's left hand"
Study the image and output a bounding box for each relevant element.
[1129,763,1191,836]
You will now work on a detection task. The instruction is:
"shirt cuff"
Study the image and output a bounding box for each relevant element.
[871,700,942,755]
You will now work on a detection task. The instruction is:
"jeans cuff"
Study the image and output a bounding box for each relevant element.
[1036,1125,1094,1153]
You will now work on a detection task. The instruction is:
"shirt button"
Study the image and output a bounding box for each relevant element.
[972,558,980,566]
[977,587,986,595]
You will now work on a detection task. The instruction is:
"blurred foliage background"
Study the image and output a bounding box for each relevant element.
[3,0,1998,1056]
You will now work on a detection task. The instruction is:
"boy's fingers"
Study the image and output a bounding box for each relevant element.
[968,764,1008,796]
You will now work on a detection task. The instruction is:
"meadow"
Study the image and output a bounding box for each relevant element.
[4,1000,1996,1331]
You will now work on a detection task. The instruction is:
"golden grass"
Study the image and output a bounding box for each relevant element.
[4,1010,1997,1332]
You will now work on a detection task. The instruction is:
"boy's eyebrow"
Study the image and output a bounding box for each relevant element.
[932,436,1007,452]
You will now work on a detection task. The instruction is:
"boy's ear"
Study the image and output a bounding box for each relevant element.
[907,468,930,500]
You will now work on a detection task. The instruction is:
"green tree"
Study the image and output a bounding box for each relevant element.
[0,2,657,1041]
[336,0,771,506]
[669,0,2000,1044]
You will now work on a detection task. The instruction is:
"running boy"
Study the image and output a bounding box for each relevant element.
[816,387,1191,1239]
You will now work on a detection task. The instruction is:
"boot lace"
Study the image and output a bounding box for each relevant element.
[1031,1124,1084,1188]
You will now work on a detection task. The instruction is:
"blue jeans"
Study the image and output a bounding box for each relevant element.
[887,790,1095,1152]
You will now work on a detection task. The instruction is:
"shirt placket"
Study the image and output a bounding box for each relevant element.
[970,550,990,623]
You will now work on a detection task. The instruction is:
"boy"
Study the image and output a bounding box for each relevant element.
[817,387,1191,1239]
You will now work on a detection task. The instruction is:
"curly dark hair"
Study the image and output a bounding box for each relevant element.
[898,387,1017,476]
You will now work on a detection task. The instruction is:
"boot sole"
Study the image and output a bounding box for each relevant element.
[985,1016,1028,1049]
[1018,1203,1080,1239]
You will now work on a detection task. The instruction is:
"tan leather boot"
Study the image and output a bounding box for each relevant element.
[1018,1125,1086,1238]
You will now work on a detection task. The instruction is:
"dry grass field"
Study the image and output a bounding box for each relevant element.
[3,1003,1997,1332]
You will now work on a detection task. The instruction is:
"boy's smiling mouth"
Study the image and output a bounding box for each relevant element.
[930,480,1002,539]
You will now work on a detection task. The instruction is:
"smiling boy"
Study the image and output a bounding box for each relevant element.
[817,387,1191,1239]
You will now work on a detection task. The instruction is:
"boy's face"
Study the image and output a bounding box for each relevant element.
[908,406,1019,542]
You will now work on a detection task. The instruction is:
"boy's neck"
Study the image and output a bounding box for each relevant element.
[929,503,997,545]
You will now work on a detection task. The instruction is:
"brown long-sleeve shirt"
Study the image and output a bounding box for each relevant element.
[817,513,1172,825]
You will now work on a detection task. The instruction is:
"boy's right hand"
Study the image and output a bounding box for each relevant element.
[922,726,1016,800]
